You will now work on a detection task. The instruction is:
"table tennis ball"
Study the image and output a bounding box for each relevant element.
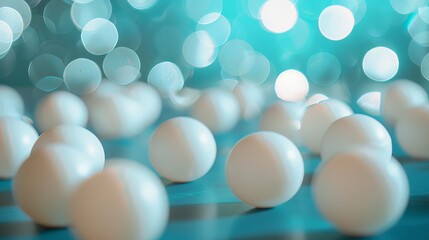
[233,82,265,119]
[33,125,105,170]
[382,80,428,125]
[0,118,38,178]
[150,117,216,182]
[191,88,240,133]
[226,131,304,208]
[396,105,429,159]
[86,93,144,139]
[14,144,101,227]
[35,91,88,132]
[260,101,306,145]
[70,160,168,240]
[301,99,353,154]
[122,81,162,129]
[0,85,24,118]
[321,114,392,162]
[312,151,408,236]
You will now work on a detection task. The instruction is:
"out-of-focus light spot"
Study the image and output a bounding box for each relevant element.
[63,58,101,95]
[72,0,94,3]
[196,13,230,47]
[408,8,429,46]
[0,20,13,57]
[275,69,309,102]
[43,0,74,35]
[0,7,23,41]
[81,18,118,55]
[182,31,217,68]
[14,26,39,60]
[318,5,355,41]
[26,0,42,8]
[185,0,223,22]
[147,61,184,97]
[260,0,298,33]
[0,48,16,78]
[357,91,381,116]
[240,52,270,85]
[362,46,399,82]
[127,0,158,10]
[306,52,341,86]
[71,0,112,30]
[0,0,31,29]
[408,39,429,66]
[103,47,141,85]
[307,93,329,106]
[420,52,429,81]
[390,0,427,15]
[332,0,366,24]
[219,39,254,76]
[28,54,64,92]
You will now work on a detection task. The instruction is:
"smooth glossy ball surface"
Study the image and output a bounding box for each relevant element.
[396,105,429,159]
[313,151,409,236]
[321,114,392,162]
[301,99,353,154]
[0,118,38,178]
[0,85,24,118]
[226,131,304,208]
[260,101,306,145]
[33,125,105,170]
[382,80,428,125]
[35,91,88,132]
[149,117,217,182]
[14,144,102,227]
[191,88,240,133]
[71,160,168,240]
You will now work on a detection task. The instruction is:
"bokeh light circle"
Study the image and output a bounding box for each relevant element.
[103,47,141,85]
[240,52,271,85]
[71,0,112,30]
[0,20,13,56]
[185,0,223,22]
[219,39,254,76]
[147,61,184,97]
[81,18,118,55]
[43,0,74,35]
[362,46,399,82]
[318,5,355,41]
[63,58,102,95]
[275,69,309,102]
[196,13,231,47]
[306,52,341,86]
[127,0,158,10]
[0,7,23,41]
[28,54,64,92]
[260,0,298,33]
[0,0,31,29]
[182,31,217,68]
[420,52,429,81]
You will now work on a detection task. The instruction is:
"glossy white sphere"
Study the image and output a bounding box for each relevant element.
[382,80,428,125]
[71,160,168,240]
[149,117,217,182]
[396,105,429,159]
[14,144,102,227]
[0,85,24,118]
[191,88,240,133]
[301,99,353,154]
[226,131,304,208]
[0,118,38,178]
[321,114,392,162]
[260,101,306,145]
[35,91,88,132]
[233,82,265,120]
[33,125,105,170]
[313,151,409,236]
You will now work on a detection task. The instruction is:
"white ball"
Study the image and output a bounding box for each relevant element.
[321,114,392,162]
[33,125,105,170]
[35,91,88,132]
[149,117,217,182]
[71,160,168,240]
[0,85,24,118]
[396,105,429,159]
[233,82,265,119]
[301,99,353,154]
[260,101,306,145]
[382,80,428,125]
[0,118,38,178]
[191,88,240,133]
[14,144,102,227]
[226,131,304,208]
[312,151,409,236]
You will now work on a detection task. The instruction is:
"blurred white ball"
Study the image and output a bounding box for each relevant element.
[233,82,265,120]
[0,85,24,118]
[150,117,216,182]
